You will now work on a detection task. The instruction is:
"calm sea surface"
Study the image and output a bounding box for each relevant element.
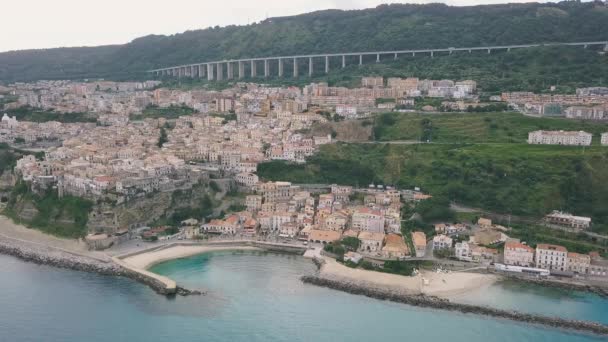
[0,251,606,342]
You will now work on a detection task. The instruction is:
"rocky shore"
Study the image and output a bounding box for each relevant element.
[0,236,202,296]
[502,274,608,298]
[301,275,608,336]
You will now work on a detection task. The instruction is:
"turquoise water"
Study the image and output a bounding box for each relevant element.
[452,279,608,324]
[0,251,606,342]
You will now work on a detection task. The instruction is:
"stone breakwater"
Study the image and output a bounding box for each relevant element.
[301,275,608,336]
[0,237,202,296]
[503,275,608,298]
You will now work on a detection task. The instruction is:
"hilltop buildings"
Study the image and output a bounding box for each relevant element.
[527,130,592,146]
[544,211,591,230]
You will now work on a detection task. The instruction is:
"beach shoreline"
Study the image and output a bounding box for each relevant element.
[317,256,499,299]
[120,244,263,270]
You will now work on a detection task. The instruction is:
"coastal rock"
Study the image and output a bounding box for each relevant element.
[301,275,608,336]
[0,236,201,297]
[176,287,206,296]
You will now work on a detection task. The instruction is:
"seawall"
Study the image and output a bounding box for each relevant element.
[0,235,198,296]
[301,275,608,336]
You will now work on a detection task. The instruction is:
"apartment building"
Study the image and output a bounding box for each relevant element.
[527,130,592,146]
[503,240,535,267]
[535,244,568,272]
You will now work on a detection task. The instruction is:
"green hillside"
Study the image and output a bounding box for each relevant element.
[373,112,608,143]
[258,113,608,232]
[1,2,607,82]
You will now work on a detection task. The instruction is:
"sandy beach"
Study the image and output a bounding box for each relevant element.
[319,257,498,298]
[121,244,262,270]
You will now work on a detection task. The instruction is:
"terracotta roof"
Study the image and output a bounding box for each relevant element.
[536,244,567,253]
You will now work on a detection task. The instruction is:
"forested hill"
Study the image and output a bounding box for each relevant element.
[1,1,607,82]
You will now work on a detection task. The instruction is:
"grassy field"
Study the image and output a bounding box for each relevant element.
[258,142,608,233]
[373,112,608,143]
[130,104,195,120]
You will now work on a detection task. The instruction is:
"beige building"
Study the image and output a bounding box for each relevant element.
[382,233,409,258]
[308,229,341,244]
[358,231,385,254]
[567,252,591,275]
[535,244,568,272]
[545,210,591,230]
[503,240,535,267]
[245,195,262,211]
[361,77,384,88]
[411,231,427,257]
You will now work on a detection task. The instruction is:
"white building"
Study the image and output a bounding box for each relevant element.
[1,113,18,129]
[527,130,592,146]
[351,207,385,233]
[535,244,568,272]
[235,173,259,187]
[432,234,453,250]
[503,240,535,267]
[455,242,472,261]
[602,132,608,146]
[335,104,358,118]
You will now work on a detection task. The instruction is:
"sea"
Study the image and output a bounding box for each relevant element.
[1,250,607,342]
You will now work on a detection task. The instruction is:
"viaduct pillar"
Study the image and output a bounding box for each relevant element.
[251,60,257,78]
[293,58,299,77]
[207,64,214,81]
[216,63,223,81]
[238,61,245,79]
[325,56,329,74]
[309,57,313,76]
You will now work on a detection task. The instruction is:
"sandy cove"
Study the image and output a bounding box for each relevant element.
[121,245,263,270]
[319,257,498,298]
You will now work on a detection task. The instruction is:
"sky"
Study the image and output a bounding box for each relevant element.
[1,0,556,52]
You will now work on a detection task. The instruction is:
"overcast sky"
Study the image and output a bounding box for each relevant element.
[2,0,555,52]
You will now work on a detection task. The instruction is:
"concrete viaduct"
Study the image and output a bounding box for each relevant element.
[148,41,608,81]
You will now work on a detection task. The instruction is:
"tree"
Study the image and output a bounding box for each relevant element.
[416,195,455,223]
[157,127,168,147]
[341,237,361,251]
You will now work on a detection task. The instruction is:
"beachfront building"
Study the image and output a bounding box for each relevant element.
[382,233,410,258]
[470,245,499,263]
[567,252,591,275]
[411,231,427,257]
[544,210,591,230]
[358,231,385,254]
[535,244,568,272]
[455,242,472,261]
[308,229,341,244]
[527,130,592,146]
[432,234,453,250]
[503,241,535,267]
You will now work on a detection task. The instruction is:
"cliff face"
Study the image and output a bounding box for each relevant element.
[4,181,224,237]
